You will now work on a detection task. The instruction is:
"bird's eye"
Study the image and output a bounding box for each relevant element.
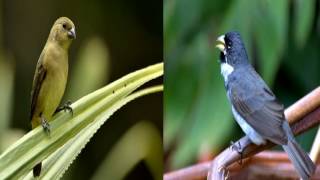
[62,23,67,29]
[227,42,232,49]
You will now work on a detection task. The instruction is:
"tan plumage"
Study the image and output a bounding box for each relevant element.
[30,17,76,177]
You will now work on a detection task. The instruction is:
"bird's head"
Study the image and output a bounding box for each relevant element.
[216,31,249,67]
[49,17,76,48]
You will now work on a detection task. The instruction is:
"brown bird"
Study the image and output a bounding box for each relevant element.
[30,17,76,177]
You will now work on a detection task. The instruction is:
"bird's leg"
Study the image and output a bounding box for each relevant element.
[230,141,242,152]
[230,141,245,165]
[40,115,51,135]
[217,166,230,180]
[54,100,73,116]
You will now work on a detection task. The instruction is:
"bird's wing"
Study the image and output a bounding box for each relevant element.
[229,69,287,145]
[30,53,47,119]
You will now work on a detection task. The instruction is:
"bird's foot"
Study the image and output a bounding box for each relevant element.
[41,117,51,135]
[55,100,73,116]
[230,141,242,152]
[230,141,244,165]
[218,166,229,180]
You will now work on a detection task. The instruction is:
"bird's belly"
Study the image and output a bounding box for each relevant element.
[231,106,266,145]
[37,70,67,121]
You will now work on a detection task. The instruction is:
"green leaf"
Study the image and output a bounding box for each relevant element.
[23,86,163,180]
[165,33,233,168]
[91,120,162,180]
[0,58,14,141]
[221,0,288,84]
[0,63,163,179]
[219,0,254,57]
[294,0,315,47]
[254,0,288,84]
[66,37,111,101]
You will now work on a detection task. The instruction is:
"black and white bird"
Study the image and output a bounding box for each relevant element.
[216,31,315,179]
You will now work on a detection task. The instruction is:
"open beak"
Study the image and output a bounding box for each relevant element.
[216,35,225,52]
[68,28,76,39]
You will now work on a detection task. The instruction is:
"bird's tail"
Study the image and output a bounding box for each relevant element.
[282,137,315,180]
[33,162,42,177]
[31,117,42,177]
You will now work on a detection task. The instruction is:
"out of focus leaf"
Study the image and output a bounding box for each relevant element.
[254,0,288,84]
[164,0,228,62]
[0,57,14,144]
[283,38,320,92]
[66,37,110,101]
[164,0,201,53]
[92,120,162,180]
[166,33,233,168]
[219,0,254,57]
[294,0,315,47]
[0,129,24,153]
[220,0,288,84]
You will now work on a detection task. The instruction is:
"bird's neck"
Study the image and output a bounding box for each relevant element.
[220,62,234,82]
[47,39,71,50]
[47,31,72,50]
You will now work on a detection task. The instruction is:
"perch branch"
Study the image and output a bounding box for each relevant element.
[223,151,320,179]
[310,127,320,163]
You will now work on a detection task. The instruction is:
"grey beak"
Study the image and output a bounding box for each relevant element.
[68,28,76,39]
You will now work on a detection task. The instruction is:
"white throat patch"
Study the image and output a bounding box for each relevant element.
[221,62,234,82]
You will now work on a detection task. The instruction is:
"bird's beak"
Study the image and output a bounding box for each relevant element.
[216,35,225,52]
[68,28,76,39]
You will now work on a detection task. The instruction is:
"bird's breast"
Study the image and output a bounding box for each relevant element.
[220,62,234,82]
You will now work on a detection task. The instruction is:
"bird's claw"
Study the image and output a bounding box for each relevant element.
[218,166,229,180]
[55,100,73,116]
[63,100,73,115]
[230,141,244,165]
[230,141,242,152]
[41,117,51,135]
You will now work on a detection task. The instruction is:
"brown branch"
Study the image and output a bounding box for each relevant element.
[310,128,320,163]
[164,87,320,180]
[224,151,320,180]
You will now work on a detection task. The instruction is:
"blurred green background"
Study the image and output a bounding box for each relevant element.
[0,0,162,179]
[164,0,320,171]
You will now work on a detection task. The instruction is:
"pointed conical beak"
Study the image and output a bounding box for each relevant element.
[68,28,76,39]
[216,35,225,52]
